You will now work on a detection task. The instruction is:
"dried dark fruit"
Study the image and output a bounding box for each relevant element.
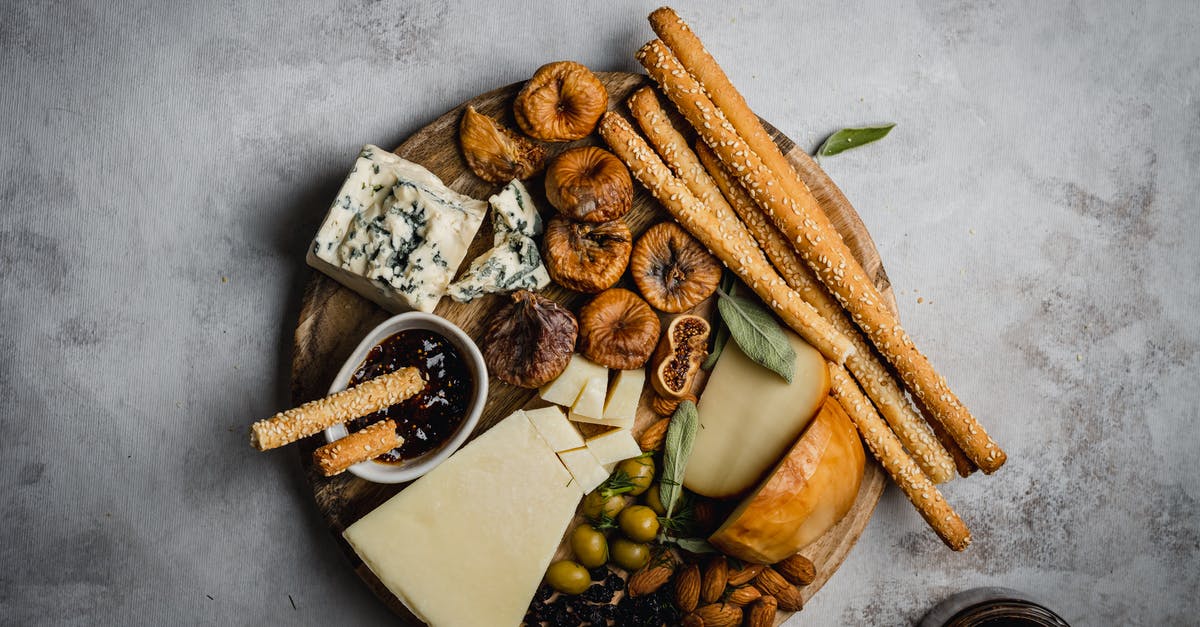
[650,314,710,400]
[482,290,577,388]
[459,105,546,182]
[631,222,722,313]
[542,214,632,293]
[545,146,633,223]
[514,61,608,142]
[577,288,661,370]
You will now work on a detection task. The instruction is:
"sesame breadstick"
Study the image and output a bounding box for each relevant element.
[696,141,956,484]
[250,367,424,451]
[828,363,972,550]
[597,111,855,365]
[636,38,1005,474]
[313,419,403,477]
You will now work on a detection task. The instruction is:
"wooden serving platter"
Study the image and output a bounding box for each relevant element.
[290,71,892,625]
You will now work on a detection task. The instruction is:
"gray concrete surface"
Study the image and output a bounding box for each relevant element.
[3,1,1197,625]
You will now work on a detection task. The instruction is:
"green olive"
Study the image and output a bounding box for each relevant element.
[545,560,591,595]
[581,490,627,522]
[609,538,651,571]
[617,456,655,496]
[570,525,609,568]
[618,505,661,543]
[643,482,666,516]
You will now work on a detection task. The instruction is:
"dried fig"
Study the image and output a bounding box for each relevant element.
[631,222,722,312]
[545,146,633,222]
[459,105,546,182]
[482,290,577,388]
[650,314,710,400]
[577,288,660,370]
[513,61,608,142]
[542,214,632,293]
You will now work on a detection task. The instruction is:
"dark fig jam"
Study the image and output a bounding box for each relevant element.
[345,329,472,462]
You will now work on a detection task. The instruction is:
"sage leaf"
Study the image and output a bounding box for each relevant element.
[716,293,796,382]
[817,124,895,157]
[702,324,730,371]
[671,537,718,554]
[703,272,738,371]
[661,400,698,518]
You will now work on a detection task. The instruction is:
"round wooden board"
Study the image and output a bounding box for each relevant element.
[291,72,893,625]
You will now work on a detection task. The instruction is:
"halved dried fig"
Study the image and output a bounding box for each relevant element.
[631,222,722,312]
[545,146,633,222]
[482,290,577,388]
[577,288,661,370]
[459,105,546,182]
[542,214,632,293]
[513,61,608,142]
[650,314,710,400]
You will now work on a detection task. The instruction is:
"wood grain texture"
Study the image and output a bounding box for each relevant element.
[290,72,893,625]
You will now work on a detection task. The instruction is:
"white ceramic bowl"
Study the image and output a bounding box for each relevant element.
[323,312,488,484]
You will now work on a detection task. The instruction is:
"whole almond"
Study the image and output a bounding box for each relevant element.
[726,563,764,587]
[747,596,778,627]
[681,613,704,627]
[638,417,670,451]
[774,584,804,612]
[695,602,742,627]
[628,564,673,597]
[726,585,762,606]
[700,556,728,603]
[776,554,816,586]
[692,498,718,533]
[675,563,701,613]
[753,567,790,596]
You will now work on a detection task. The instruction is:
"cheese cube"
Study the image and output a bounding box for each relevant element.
[523,406,584,452]
[540,354,607,407]
[567,412,635,430]
[557,446,611,494]
[342,412,580,627]
[585,429,643,467]
[603,368,645,421]
[570,372,608,420]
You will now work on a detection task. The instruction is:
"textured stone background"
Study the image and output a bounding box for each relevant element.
[2,1,1197,625]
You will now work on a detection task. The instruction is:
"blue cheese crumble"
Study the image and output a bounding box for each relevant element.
[448,180,550,302]
[306,145,487,313]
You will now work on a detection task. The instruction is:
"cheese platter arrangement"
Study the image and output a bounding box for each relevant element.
[255,7,1007,626]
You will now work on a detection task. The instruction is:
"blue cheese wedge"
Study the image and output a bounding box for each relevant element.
[307,145,487,313]
[447,179,550,303]
[489,179,542,242]
[447,233,550,302]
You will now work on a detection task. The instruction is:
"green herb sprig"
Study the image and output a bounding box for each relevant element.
[660,400,699,518]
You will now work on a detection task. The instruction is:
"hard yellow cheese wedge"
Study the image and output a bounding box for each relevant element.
[343,412,581,627]
[683,330,830,498]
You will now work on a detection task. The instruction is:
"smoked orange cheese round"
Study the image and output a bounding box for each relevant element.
[708,398,866,564]
[684,331,830,498]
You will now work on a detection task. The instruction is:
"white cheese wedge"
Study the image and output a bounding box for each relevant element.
[602,368,644,421]
[540,354,607,407]
[558,446,611,494]
[683,330,831,498]
[342,412,580,627]
[567,412,635,430]
[523,406,584,453]
[585,429,642,467]
[570,371,608,420]
[308,145,487,313]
